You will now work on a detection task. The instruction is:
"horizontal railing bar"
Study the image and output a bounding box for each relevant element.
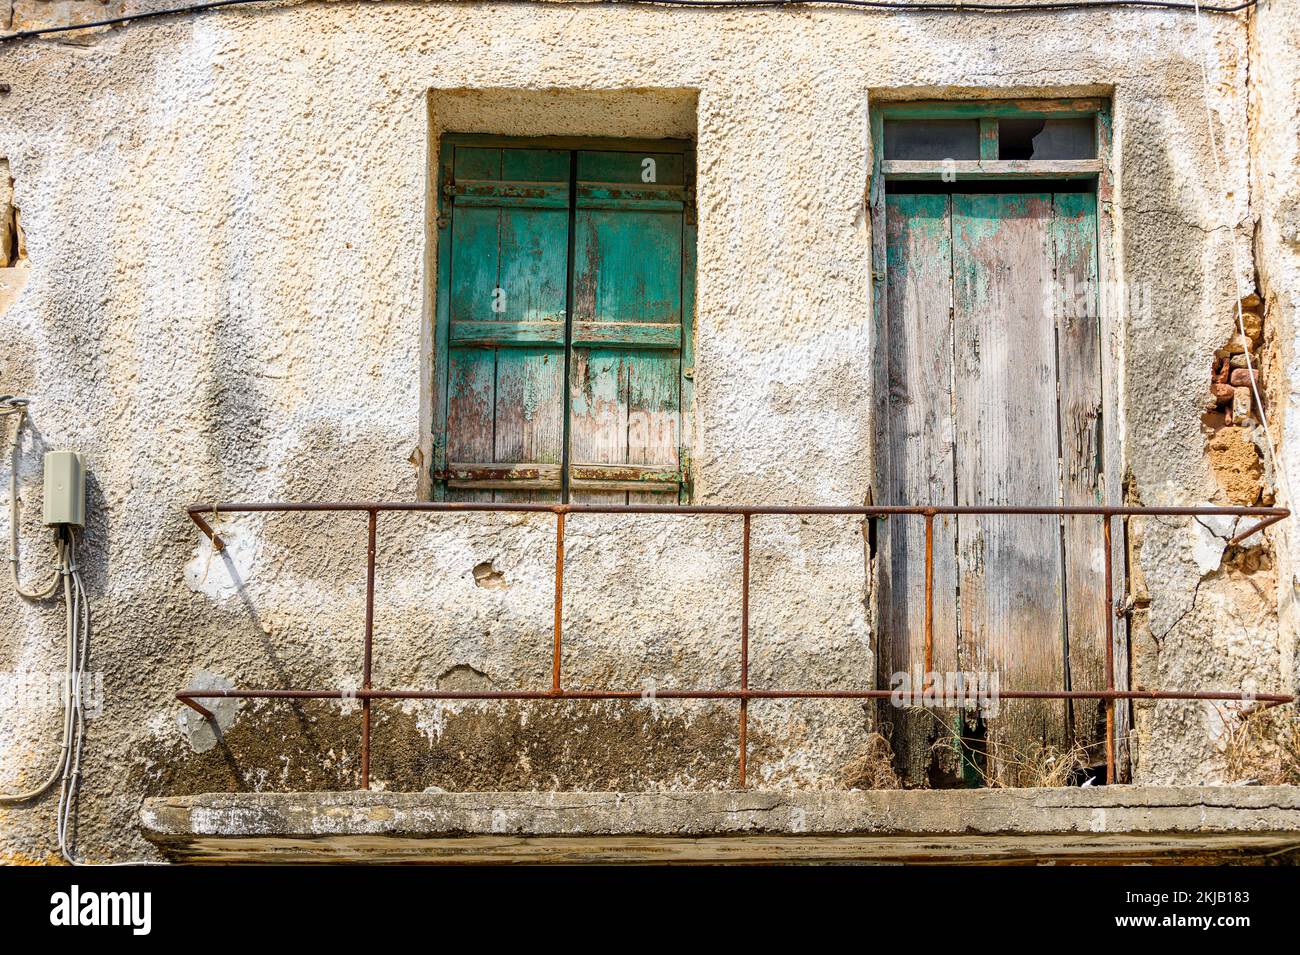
[177,688,1294,703]
[179,499,1294,787]
[188,502,1289,518]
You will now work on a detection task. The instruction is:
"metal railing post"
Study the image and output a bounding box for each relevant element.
[1103,512,1116,784]
[923,510,935,690]
[361,508,377,790]
[739,513,751,789]
[553,509,565,694]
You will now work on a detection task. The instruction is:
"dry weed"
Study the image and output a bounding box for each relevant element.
[839,731,902,790]
[1222,704,1300,785]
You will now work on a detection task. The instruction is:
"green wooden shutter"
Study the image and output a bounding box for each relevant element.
[435,139,693,504]
[569,150,687,503]
[442,145,569,501]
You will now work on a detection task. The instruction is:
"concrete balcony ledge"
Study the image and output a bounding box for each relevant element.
[140,786,1300,864]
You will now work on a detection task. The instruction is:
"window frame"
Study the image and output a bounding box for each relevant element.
[874,98,1107,180]
[430,133,698,503]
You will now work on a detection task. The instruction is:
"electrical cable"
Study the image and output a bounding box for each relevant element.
[0,0,1258,45]
[4,403,63,601]
[56,535,90,864]
[0,539,73,805]
[0,399,73,806]
[1,398,164,863]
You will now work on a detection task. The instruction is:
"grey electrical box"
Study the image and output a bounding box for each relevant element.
[42,451,85,527]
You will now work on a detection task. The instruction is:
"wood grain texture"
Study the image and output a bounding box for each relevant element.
[626,350,681,504]
[446,146,570,503]
[445,348,496,503]
[882,159,1103,180]
[569,348,630,506]
[679,173,697,506]
[1051,192,1107,751]
[883,192,960,784]
[494,348,565,503]
[569,150,686,504]
[449,147,569,327]
[567,348,680,504]
[880,189,1107,784]
[951,193,1068,785]
[573,208,683,326]
[871,106,1121,782]
[869,109,894,759]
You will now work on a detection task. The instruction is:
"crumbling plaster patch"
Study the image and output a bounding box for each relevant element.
[176,669,238,752]
[1248,0,1300,716]
[0,156,31,314]
[0,4,1282,863]
[1206,425,1264,505]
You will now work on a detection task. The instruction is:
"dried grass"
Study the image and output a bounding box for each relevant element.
[928,731,1093,788]
[915,707,1103,788]
[1222,704,1300,785]
[839,732,902,790]
[973,738,1093,789]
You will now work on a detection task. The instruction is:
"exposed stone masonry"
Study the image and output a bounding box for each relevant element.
[1206,294,1270,506]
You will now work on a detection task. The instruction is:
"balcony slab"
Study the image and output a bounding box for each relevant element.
[140,786,1300,864]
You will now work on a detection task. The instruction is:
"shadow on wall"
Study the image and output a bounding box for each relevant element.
[180,536,336,762]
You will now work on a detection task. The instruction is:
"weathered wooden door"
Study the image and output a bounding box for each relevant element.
[436,140,692,503]
[881,189,1107,786]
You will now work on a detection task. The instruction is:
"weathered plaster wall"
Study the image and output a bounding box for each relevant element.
[0,2,1283,862]
[1249,0,1300,710]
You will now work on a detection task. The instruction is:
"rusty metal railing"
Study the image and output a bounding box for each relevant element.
[180,501,1293,788]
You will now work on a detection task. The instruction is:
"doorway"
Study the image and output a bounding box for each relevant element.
[869,101,1125,785]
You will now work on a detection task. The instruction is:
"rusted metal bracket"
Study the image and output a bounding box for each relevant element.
[177,693,215,722]
[187,507,225,552]
[1229,511,1287,546]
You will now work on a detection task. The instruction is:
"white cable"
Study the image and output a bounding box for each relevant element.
[1,400,163,862]
[1193,1,1296,518]
[6,405,62,600]
[1,398,73,803]
[0,528,73,804]
[1,400,164,863]
[51,539,164,866]
[57,538,89,863]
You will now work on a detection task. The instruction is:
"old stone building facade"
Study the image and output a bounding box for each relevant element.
[2,0,1298,862]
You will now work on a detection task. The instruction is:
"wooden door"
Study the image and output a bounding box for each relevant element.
[882,189,1106,786]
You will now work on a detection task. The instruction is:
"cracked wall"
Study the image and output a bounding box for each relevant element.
[0,1,1292,862]
[1238,0,1300,783]
[0,156,30,316]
